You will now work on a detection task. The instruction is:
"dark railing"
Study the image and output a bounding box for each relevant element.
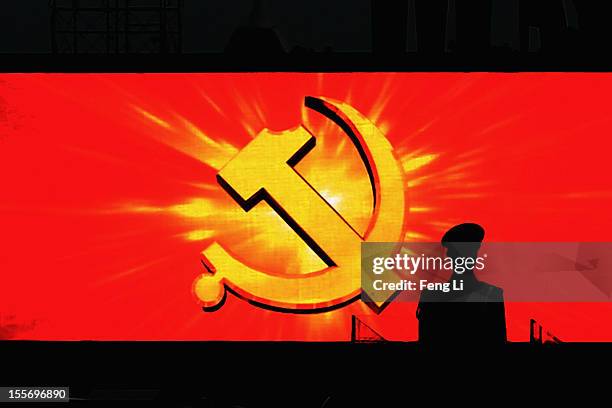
[49,0,183,54]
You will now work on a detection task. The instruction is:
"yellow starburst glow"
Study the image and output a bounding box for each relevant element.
[133,106,171,129]
[401,153,439,173]
[123,98,392,281]
[132,105,239,170]
[184,229,215,241]
[124,93,452,290]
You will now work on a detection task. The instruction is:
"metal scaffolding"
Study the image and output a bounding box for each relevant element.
[50,0,183,54]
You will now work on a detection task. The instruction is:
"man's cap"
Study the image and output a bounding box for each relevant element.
[441,223,485,246]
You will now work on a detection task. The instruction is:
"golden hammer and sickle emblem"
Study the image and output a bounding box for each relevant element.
[194,97,405,312]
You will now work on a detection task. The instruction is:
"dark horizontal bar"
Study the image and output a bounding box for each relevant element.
[3,53,612,73]
[55,30,179,34]
[52,7,181,11]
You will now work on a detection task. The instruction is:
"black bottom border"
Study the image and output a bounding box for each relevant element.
[0,341,609,407]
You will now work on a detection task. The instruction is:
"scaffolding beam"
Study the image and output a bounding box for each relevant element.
[50,0,183,54]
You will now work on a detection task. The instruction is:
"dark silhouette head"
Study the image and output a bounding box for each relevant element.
[441,223,485,265]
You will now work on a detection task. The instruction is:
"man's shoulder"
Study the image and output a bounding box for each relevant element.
[418,287,446,302]
[475,281,504,301]
[417,281,504,303]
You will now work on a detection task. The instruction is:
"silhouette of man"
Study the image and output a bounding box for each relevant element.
[225,0,285,55]
[416,223,507,344]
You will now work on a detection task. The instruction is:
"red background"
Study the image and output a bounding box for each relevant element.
[1,73,611,341]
